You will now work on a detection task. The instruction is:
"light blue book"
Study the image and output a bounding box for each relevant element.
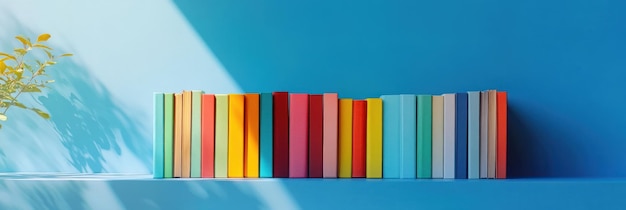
[190,90,203,178]
[260,93,274,178]
[153,93,164,178]
[468,91,480,179]
[443,93,456,179]
[381,95,401,179]
[400,95,416,179]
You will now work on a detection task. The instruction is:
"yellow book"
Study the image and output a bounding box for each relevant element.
[228,94,245,178]
[174,93,183,178]
[245,93,260,178]
[182,90,192,178]
[366,98,383,178]
[338,98,353,178]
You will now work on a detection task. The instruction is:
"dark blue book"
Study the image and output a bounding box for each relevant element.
[455,93,468,179]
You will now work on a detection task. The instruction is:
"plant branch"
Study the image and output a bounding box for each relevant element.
[1,57,46,115]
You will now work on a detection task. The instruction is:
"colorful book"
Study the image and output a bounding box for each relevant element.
[467,91,480,179]
[273,92,290,178]
[153,93,164,178]
[366,98,383,178]
[381,95,400,178]
[431,95,444,179]
[245,93,260,178]
[228,94,245,178]
[480,91,489,178]
[455,93,468,179]
[497,91,507,179]
[417,95,432,179]
[259,93,273,178]
[323,93,339,178]
[338,98,353,178]
[201,94,215,178]
[400,95,417,179]
[214,94,229,178]
[174,93,183,178]
[182,91,192,178]
[309,94,324,178]
[488,90,497,178]
[190,90,203,178]
[164,93,174,178]
[443,93,455,179]
[352,100,367,178]
[289,94,309,178]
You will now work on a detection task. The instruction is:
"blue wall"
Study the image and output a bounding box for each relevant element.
[172,0,626,178]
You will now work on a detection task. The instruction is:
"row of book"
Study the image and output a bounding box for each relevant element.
[152,90,507,179]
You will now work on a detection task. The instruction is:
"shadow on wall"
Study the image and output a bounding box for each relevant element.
[0,15,150,173]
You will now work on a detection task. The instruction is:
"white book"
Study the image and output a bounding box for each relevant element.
[468,91,480,179]
[443,93,456,179]
[488,90,498,178]
[480,91,489,178]
[431,95,444,179]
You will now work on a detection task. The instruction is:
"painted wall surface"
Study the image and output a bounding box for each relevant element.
[0,0,625,179]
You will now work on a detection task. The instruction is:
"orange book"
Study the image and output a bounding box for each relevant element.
[496,92,507,179]
[352,100,367,178]
[173,93,183,178]
[228,94,245,178]
[245,94,260,178]
[182,91,192,178]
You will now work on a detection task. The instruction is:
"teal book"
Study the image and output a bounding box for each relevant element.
[215,94,229,178]
[153,93,164,178]
[190,90,203,178]
[400,95,416,179]
[467,91,480,179]
[381,95,401,179]
[163,93,174,178]
[260,93,273,178]
[417,95,432,178]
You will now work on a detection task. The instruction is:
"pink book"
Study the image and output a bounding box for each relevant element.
[323,93,339,178]
[289,93,309,178]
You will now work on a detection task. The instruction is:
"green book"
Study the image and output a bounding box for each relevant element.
[163,93,174,178]
[190,90,203,178]
[214,94,229,178]
[417,95,433,178]
[153,93,164,178]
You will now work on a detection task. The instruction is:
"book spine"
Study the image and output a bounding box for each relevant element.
[323,93,339,178]
[164,93,174,178]
[480,91,489,178]
[309,94,324,178]
[289,94,309,178]
[366,98,383,178]
[488,90,497,178]
[401,95,417,179]
[228,94,245,178]
[496,92,507,179]
[273,92,290,178]
[417,95,432,179]
[191,91,203,178]
[468,91,480,179]
[201,94,215,178]
[381,95,400,178]
[352,100,367,178]
[153,93,164,178]
[174,93,183,178]
[182,91,193,178]
[259,93,273,178]
[245,93,260,178]
[455,93,468,179]
[214,94,229,178]
[338,98,353,178]
[431,95,444,179]
[443,93,456,179]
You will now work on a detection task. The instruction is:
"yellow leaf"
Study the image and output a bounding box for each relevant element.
[0,114,6,121]
[0,60,6,73]
[60,53,73,57]
[0,52,16,61]
[15,35,31,47]
[33,43,53,50]
[37,33,51,42]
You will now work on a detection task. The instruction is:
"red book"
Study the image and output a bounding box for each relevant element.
[289,93,309,178]
[352,100,367,178]
[201,94,215,178]
[273,92,290,178]
[496,92,507,179]
[308,94,324,178]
